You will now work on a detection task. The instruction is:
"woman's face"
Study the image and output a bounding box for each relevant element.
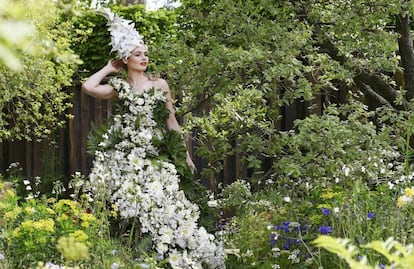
[125,45,148,71]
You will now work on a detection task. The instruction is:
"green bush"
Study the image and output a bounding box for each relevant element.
[220,102,414,268]
[269,101,406,193]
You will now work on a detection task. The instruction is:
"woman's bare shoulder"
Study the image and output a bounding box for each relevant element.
[152,78,169,91]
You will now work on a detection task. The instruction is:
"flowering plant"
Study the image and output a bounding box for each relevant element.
[397,186,414,207]
[87,77,225,268]
[0,180,98,268]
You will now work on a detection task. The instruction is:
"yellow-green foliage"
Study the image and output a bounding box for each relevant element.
[56,236,89,262]
[0,182,98,268]
[314,235,414,269]
[0,0,35,71]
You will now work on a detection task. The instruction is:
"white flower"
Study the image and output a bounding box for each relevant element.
[207,200,219,208]
[283,196,291,203]
[342,166,350,176]
[288,249,301,263]
[111,263,120,269]
[45,262,61,269]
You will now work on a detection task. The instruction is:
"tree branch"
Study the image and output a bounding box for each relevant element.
[313,25,410,110]
[358,83,394,109]
[396,14,414,101]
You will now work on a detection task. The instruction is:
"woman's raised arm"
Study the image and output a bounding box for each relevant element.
[81,60,123,100]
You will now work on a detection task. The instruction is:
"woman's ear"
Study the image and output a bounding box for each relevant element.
[122,58,128,65]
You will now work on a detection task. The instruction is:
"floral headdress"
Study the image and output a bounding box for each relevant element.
[97,8,145,59]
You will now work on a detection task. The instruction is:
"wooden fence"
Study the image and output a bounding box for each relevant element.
[0,85,345,190]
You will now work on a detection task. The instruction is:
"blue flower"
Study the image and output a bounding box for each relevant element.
[321,207,331,216]
[269,233,277,247]
[367,212,375,219]
[274,221,290,233]
[318,226,332,234]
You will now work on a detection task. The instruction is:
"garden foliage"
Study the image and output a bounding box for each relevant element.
[0,0,81,141]
[2,0,414,268]
[158,0,414,188]
[217,103,414,268]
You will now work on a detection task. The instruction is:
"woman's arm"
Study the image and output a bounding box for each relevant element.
[159,79,196,173]
[81,60,123,99]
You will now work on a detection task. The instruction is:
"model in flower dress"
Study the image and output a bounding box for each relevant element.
[81,9,225,269]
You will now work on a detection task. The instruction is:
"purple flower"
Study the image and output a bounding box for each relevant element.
[274,221,290,233]
[318,226,332,234]
[321,207,331,216]
[367,212,375,219]
[269,233,277,247]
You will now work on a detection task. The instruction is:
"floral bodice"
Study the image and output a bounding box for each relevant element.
[96,77,169,158]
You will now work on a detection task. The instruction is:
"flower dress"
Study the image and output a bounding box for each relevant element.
[88,77,225,268]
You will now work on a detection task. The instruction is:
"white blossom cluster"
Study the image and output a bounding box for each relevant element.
[88,77,225,268]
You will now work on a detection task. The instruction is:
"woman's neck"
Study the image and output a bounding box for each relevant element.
[127,70,147,85]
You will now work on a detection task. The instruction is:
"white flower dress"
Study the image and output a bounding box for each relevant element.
[88,77,225,268]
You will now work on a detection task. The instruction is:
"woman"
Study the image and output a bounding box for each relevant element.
[82,45,196,173]
[81,9,224,269]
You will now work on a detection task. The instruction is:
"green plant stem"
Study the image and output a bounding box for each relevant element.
[405,114,413,175]
[128,217,137,249]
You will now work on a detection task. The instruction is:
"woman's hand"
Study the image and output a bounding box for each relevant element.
[105,59,124,74]
[186,152,196,174]
[81,59,123,100]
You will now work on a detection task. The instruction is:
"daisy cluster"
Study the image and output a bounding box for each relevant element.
[88,77,225,268]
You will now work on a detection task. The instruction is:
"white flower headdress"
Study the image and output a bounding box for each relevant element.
[97,8,145,59]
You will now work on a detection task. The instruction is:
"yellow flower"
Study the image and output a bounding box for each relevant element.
[12,227,21,237]
[4,207,22,221]
[54,199,80,215]
[405,187,414,197]
[24,206,35,214]
[46,208,55,215]
[80,212,96,228]
[111,204,119,218]
[21,218,55,233]
[397,196,407,208]
[57,214,69,222]
[278,207,287,215]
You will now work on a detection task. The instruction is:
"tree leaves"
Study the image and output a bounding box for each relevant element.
[0,0,81,141]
